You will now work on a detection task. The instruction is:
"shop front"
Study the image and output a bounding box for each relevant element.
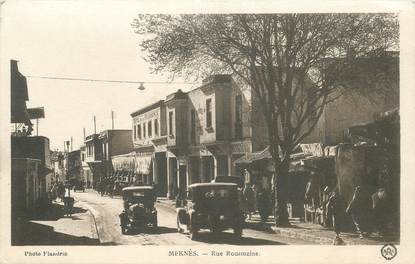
[134,152,153,186]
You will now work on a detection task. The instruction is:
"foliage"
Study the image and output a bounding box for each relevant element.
[132,13,399,226]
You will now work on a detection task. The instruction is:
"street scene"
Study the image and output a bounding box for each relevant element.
[7,3,400,248]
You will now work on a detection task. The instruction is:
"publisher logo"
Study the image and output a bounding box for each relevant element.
[381,244,397,260]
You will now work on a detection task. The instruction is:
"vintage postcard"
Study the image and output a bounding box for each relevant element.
[0,0,414,263]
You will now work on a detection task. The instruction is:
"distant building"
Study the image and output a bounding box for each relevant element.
[66,149,82,182]
[50,150,64,183]
[80,145,92,187]
[85,133,102,188]
[85,130,133,188]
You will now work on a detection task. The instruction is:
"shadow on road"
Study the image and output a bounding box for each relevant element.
[29,203,88,221]
[12,220,99,245]
[190,231,286,245]
[244,221,275,233]
[123,226,177,236]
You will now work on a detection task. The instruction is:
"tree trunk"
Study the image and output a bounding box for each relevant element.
[273,158,291,227]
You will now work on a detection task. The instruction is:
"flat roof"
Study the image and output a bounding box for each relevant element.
[131,100,164,117]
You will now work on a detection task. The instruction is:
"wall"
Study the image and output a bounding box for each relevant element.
[132,106,164,147]
[11,136,50,165]
[188,84,217,144]
[109,130,133,156]
[214,83,232,141]
[305,57,399,145]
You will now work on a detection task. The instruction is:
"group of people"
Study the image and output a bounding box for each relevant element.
[323,185,390,240]
[241,182,274,223]
[96,177,121,197]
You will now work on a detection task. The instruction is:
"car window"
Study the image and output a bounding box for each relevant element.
[204,189,232,198]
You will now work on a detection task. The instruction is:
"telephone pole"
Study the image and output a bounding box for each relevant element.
[111,110,114,130]
[94,116,97,134]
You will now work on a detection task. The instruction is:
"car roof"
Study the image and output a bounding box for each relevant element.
[122,186,154,192]
[188,182,237,189]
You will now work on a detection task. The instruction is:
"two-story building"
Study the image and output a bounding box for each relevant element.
[85,130,133,188]
[85,133,103,189]
[80,145,92,188]
[130,74,266,198]
[131,100,168,196]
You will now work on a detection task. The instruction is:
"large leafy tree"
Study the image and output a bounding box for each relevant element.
[132,14,398,226]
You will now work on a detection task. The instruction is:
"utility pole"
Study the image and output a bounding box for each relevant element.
[111,110,114,130]
[94,116,97,134]
[83,128,86,141]
[36,119,39,136]
[70,137,73,151]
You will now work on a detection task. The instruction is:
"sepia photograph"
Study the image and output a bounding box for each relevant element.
[1,1,414,263]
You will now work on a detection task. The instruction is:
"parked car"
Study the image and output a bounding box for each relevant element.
[73,181,85,192]
[211,175,244,189]
[119,186,157,234]
[176,183,244,240]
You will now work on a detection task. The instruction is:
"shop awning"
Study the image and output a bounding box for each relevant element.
[234,147,272,164]
[234,147,313,164]
[111,152,136,172]
[234,146,322,172]
[134,154,152,175]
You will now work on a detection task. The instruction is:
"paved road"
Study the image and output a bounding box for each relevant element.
[72,190,311,245]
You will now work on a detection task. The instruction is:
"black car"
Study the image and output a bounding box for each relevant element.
[73,181,85,192]
[176,183,244,240]
[119,186,157,234]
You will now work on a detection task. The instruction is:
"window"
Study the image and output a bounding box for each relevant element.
[190,110,196,144]
[143,123,146,138]
[134,124,137,139]
[148,120,152,137]
[154,119,158,136]
[235,95,243,139]
[81,153,85,162]
[206,98,212,128]
[137,124,141,139]
[169,111,174,135]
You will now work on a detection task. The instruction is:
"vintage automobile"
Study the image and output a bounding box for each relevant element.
[176,183,244,240]
[73,180,85,192]
[211,175,244,189]
[119,186,157,234]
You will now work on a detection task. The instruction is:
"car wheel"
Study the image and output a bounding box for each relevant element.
[189,228,198,240]
[177,215,184,233]
[121,226,127,234]
[233,226,243,237]
[211,227,220,234]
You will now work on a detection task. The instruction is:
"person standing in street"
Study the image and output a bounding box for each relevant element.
[346,186,373,238]
[256,186,271,224]
[242,182,255,220]
[326,187,346,244]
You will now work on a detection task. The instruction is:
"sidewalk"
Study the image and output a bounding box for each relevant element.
[157,199,399,245]
[12,201,100,245]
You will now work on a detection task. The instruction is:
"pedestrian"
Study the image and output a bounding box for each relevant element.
[346,186,373,238]
[108,181,114,198]
[372,187,388,236]
[326,187,346,244]
[256,187,271,224]
[242,183,255,219]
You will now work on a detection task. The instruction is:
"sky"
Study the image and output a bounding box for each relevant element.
[1,1,197,151]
